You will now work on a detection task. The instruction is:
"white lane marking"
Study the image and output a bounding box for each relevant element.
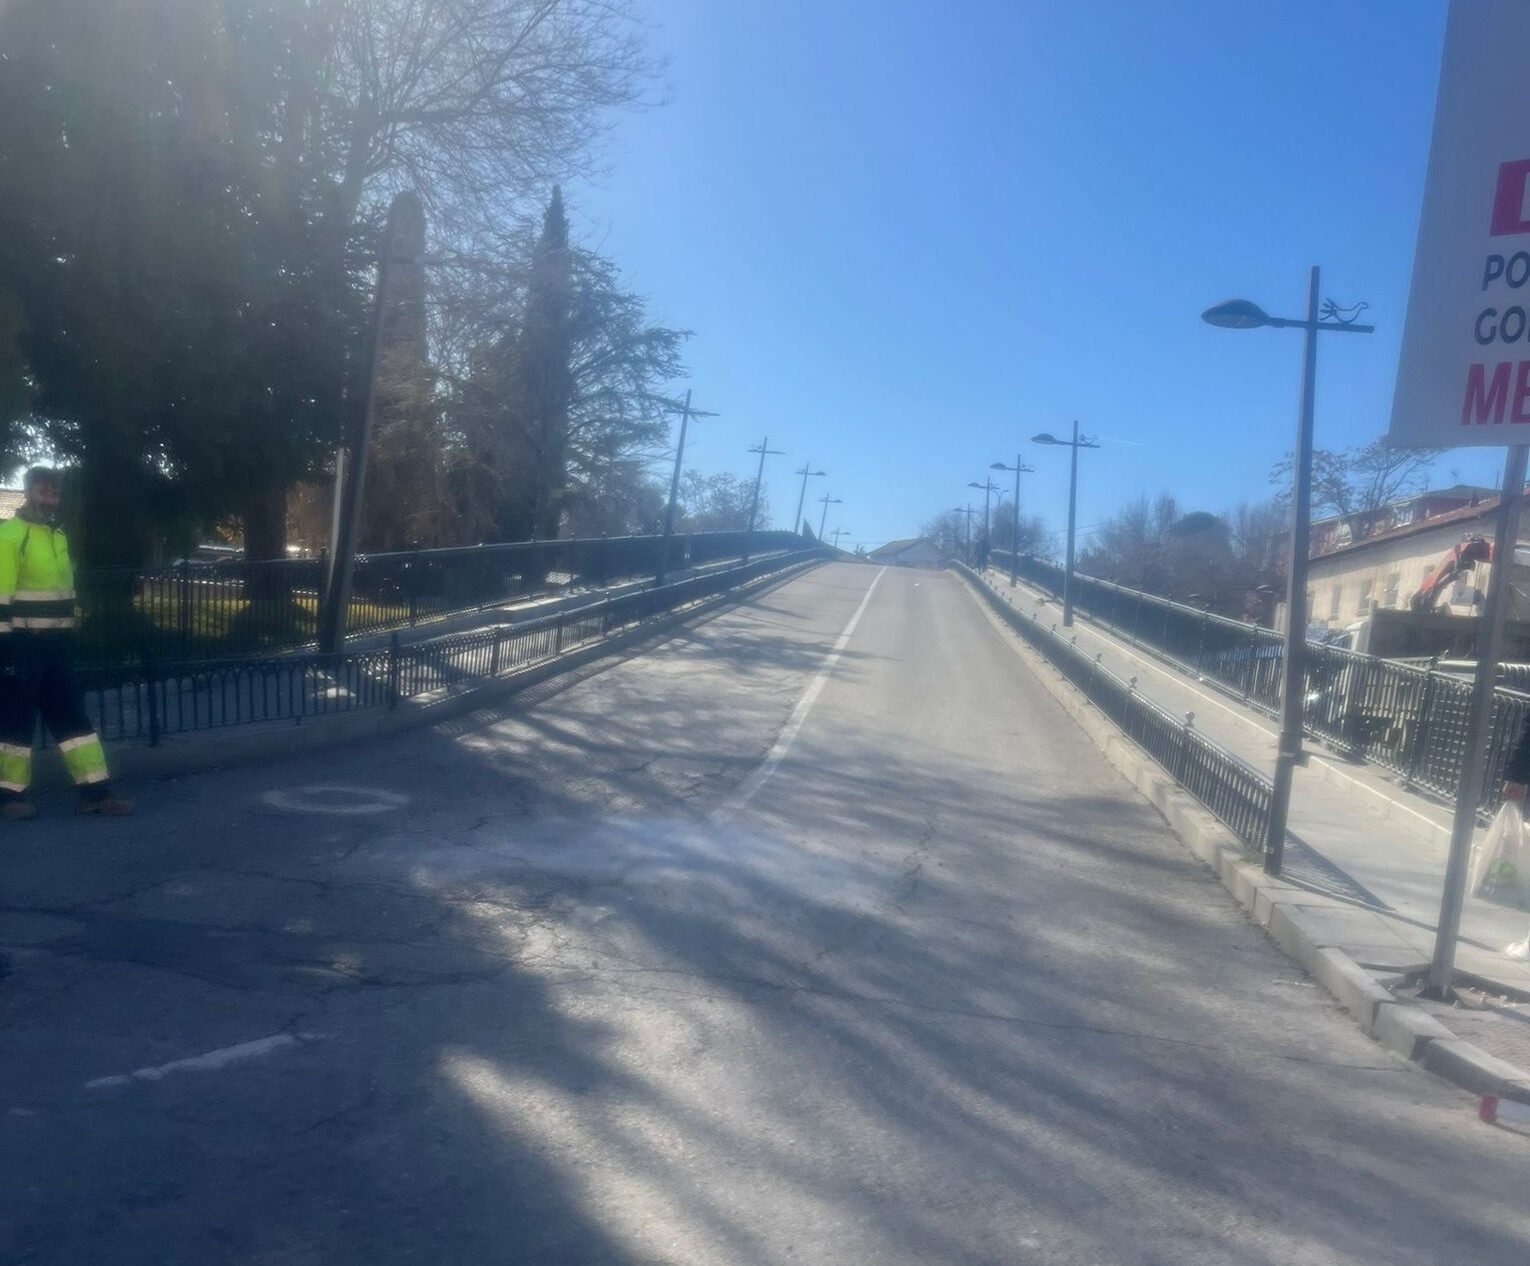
[262,785,410,815]
[711,567,887,825]
[84,1033,321,1090]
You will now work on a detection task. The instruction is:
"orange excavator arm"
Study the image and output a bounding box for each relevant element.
[1410,536,1493,612]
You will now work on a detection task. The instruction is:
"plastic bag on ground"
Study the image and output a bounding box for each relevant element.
[1469,801,1530,909]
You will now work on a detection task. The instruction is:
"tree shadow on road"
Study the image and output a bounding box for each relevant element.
[4,571,1529,1264]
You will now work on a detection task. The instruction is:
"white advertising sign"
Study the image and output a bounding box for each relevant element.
[1390,0,1530,448]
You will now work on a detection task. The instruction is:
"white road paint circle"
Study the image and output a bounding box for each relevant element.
[261,785,411,816]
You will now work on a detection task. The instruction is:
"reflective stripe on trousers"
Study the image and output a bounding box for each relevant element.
[0,741,31,793]
[59,733,108,786]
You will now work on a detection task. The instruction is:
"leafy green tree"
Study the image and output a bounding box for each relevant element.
[0,0,650,564]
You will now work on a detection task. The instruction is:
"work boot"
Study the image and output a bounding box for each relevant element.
[2,799,37,821]
[76,796,134,817]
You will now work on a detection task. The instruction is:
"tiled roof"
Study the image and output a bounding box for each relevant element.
[868,537,934,558]
[1308,498,1510,562]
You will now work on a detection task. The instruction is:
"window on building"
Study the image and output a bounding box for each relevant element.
[1383,572,1400,607]
[1329,585,1342,620]
[1357,579,1373,614]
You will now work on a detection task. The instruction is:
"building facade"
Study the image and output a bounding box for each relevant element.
[1298,498,1530,634]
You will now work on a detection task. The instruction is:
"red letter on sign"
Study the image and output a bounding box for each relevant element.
[1493,160,1530,236]
[1516,362,1530,423]
[1463,362,1512,425]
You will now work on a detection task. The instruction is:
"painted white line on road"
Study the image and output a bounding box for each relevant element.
[711,567,886,825]
[84,1033,321,1090]
[262,785,410,815]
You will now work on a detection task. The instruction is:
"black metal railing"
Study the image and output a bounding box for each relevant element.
[992,549,1530,818]
[74,530,806,667]
[81,548,824,745]
[957,562,1272,857]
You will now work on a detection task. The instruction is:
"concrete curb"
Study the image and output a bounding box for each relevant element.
[954,565,1530,1105]
[76,558,824,786]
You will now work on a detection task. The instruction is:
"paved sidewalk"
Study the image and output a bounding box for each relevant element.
[979,568,1530,1014]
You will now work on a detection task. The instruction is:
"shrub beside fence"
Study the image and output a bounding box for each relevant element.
[992,549,1530,819]
[82,548,824,746]
[76,529,805,667]
[957,562,1272,858]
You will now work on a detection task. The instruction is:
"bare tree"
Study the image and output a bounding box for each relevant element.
[920,510,967,558]
[1270,438,1442,543]
[679,471,767,533]
[989,497,1048,555]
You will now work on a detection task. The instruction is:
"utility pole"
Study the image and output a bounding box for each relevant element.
[320,190,424,653]
[817,492,842,540]
[792,462,827,536]
[657,389,715,585]
[743,437,785,563]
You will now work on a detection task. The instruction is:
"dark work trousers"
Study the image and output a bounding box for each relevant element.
[0,631,110,801]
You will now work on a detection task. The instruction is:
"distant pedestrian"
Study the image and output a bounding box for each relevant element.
[0,467,132,818]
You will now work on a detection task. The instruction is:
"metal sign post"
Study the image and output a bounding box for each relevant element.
[1427,445,1528,996]
[1383,1,1530,996]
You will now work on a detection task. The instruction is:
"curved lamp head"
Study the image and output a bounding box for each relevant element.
[1032,433,1059,445]
[1201,299,1271,330]
[990,461,1008,471]
[809,469,826,476]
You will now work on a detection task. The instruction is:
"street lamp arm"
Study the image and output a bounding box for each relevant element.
[1266,317,1377,334]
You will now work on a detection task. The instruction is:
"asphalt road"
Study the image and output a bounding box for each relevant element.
[3,562,1528,1265]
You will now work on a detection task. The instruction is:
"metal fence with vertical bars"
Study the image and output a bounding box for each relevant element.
[73,530,805,667]
[81,548,826,745]
[991,549,1530,819]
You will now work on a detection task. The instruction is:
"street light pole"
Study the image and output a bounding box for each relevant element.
[1269,270,1321,878]
[1031,424,1099,628]
[991,455,1034,586]
[1201,268,1374,875]
[967,478,1001,567]
[743,437,785,564]
[817,492,842,541]
[792,462,826,536]
[952,505,977,563]
[1066,422,1080,623]
[831,527,850,551]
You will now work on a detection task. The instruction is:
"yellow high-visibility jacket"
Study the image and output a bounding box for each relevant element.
[0,515,77,633]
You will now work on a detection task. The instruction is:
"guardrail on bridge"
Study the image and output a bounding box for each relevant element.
[956,562,1271,859]
[75,529,808,667]
[991,549,1530,820]
[82,548,825,746]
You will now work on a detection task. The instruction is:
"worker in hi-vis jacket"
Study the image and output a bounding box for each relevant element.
[0,467,132,818]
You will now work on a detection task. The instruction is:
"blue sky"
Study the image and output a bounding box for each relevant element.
[573,0,1486,552]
